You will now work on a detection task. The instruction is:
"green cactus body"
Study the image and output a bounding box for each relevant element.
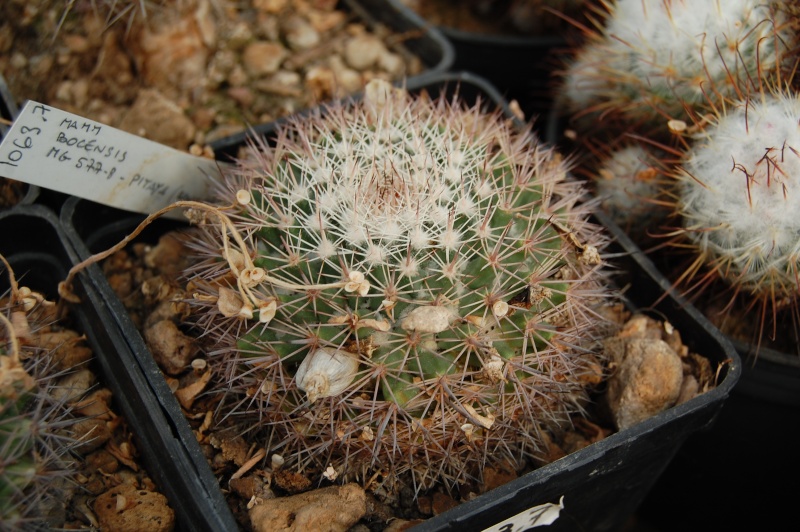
[189,81,612,491]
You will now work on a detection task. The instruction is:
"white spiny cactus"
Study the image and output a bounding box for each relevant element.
[679,91,800,304]
[561,0,799,129]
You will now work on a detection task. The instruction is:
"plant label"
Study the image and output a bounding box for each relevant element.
[482,496,564,531]
[0,101,229,218]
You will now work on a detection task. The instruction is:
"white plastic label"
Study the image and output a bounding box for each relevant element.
[482,496,564,532]
[0,101,227,217]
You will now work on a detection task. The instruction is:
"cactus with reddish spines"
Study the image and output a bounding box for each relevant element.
[674,90,800,351]
[560,0,799,132]
[179,80,615,493]
[1,265,78,529]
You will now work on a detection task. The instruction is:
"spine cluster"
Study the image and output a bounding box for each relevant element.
[1,267,78,529]
[678,93,800,328]
[555,0,800,352]
[561,0,797,130]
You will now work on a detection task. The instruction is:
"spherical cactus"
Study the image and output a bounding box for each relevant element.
[186,80,613,493]
[676,90,800,350]
[560,0,799,131]
[591,143,671,239]
[1,275,77,529]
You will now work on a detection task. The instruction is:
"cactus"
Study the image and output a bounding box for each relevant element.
[560,0,799,132]
[1,261,77,529]
[590,142,672,240]
[176,80,614,493]
[675,90,800,351]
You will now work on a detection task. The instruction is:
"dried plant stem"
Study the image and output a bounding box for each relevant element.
[57,200,352,315]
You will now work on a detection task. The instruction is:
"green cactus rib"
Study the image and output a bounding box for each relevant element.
[190,81,612,492]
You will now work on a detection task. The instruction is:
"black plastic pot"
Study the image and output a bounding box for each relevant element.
[400,0,576,134]
[60,72,740,532]
[441,29,564,126]
[544,104,792,531]
[635,317,799,531]
[0,204,238,531]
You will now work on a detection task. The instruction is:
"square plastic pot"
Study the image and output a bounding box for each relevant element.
[59,72,740,532]
[632,274,799,531]
[543,102,789,531]
[398,1,574,137]
[0,204,239,531]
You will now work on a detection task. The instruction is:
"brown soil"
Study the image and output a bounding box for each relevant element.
[0,0,425,151]
[0,0,428,213]
[1,288,173,530]
[0,178,27,208]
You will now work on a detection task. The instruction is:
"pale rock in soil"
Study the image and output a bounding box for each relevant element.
[143,319,199,375]
[307,8,347,33]
[118,89,196,149]
[254,70,303,97]
[93,482,175,532]
[248,483,367,532]
[73,387,115,420]
[344,34,386,70]
[227,21,255,50]
[35,328,93,370]
[135,4,213,97]
[51,368,96,404]
[62,33,90,54]
[676,373,700,405]
[378,50,406,77]
[144,232,191,278]
[243,41,288,76]
[255,0,289,14]
[282,14,321,50]
[72,418,113,454]
[328,55,364,93]
[228,86,255,107]
[604,336,684,431]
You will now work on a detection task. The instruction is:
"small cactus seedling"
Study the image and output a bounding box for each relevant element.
[590,142,672,241]
[675,90,800,352]
[167,80,615,493]
[559,0,799,133]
